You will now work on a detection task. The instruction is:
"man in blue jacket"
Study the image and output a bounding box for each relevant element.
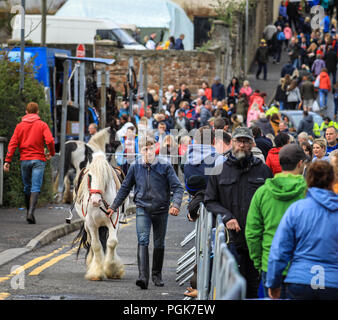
[107,136,183,290]
[174,34,185,50]
[211,76,226,101]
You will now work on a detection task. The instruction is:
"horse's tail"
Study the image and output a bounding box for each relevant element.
[65,141,77,174]
[72,222,90,259]
[72,223,109,258]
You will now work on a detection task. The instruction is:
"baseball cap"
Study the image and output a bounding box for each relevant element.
[232,127,254,141]
[279,144,307,166]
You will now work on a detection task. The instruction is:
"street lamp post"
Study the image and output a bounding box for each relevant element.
[11,1,26,93]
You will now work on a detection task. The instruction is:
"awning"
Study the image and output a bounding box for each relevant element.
[54,53,115,65]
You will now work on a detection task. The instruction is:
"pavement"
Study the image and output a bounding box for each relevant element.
[0,203,83,268]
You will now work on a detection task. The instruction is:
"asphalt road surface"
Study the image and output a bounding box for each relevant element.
[0,199,195,301]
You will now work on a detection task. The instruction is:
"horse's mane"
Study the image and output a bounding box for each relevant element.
[88,128,110,152]
[76,152,113,201]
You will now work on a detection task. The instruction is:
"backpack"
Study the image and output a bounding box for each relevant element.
[277,31,286,41]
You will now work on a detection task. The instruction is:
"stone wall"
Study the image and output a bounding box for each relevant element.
[95,44,217,98]
[94,0,275,96]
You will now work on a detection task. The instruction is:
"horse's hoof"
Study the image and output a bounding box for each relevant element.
[88,276,103,281]
[105,268,125,279]
[85,273,104,281]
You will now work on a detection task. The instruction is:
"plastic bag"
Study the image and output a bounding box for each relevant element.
[312,100,320,112]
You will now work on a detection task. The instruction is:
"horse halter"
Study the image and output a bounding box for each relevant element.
[81,172,120,229]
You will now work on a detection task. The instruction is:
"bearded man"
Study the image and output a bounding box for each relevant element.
[204,127,273,298]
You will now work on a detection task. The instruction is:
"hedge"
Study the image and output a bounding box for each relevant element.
[0,51,53,207]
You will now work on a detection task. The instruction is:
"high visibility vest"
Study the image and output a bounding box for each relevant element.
[313,122,321,137]
[265,106,279,118]
[320,121,334,131]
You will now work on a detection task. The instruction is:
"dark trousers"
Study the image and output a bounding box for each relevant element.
[274,46,282,63]
[256,63,267,80]
[329,70,337,86]
[234,247,260,299]
[287,101,299,110]
[286,283,338,300]
[289,16,298,31]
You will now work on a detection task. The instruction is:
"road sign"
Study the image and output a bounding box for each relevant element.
[76,44,85,58]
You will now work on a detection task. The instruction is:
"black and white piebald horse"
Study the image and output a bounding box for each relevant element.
[56,124,121,203]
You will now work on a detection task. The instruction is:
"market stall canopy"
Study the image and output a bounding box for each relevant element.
[55,0,194,50]
[0,0,66,13]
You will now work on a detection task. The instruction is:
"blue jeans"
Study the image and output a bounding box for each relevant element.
[319,89,329,109]
[292,58,300,69]
[286,283,338,300]
[20,160,46,194]
[261,271,287,299]
[136,207,168,248]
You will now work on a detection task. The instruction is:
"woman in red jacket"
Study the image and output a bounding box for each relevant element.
[318,68,332,110]
[202,81,212,101]
[266,132,290,175]
[4,102,55,224]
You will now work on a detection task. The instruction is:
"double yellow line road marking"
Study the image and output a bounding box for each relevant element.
[0,215,136,300]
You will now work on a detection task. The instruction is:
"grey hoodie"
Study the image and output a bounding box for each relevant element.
[297,114,315,137]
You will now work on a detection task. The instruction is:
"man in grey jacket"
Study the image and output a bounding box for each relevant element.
[300,75,316,111]
[297,111,315,137]
[200,101,212,126]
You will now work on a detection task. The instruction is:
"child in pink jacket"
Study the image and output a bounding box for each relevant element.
[283,23,293,43]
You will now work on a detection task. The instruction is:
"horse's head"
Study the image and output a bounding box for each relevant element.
[80,152,115,208]
[106,123,121,154]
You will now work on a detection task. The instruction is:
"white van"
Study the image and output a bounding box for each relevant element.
[11,15,145,50]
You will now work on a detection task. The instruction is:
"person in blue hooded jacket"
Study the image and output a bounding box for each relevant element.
[183,126,226,185]
[266,160,338,300]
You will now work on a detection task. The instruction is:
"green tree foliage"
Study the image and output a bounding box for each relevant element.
[0,51,53,207]
[211,0,256,28]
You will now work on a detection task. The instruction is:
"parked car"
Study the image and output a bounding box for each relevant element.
[280,110,324,135]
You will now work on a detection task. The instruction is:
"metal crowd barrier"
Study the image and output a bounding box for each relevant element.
[208,214,246,300]
[177,203,246,300]
[196,204,213,300]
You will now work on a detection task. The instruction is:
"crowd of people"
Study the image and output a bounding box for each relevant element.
[142,32,186,51]
[260,0,338,117]
[105,0,338,300]
[5,0,337,301]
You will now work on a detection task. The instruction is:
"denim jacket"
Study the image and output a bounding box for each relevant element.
[111,156,184,213]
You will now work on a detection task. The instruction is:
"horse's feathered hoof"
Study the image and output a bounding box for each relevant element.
[87,276,103,281]
[105,266,125,279]
[85,271,104,281]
